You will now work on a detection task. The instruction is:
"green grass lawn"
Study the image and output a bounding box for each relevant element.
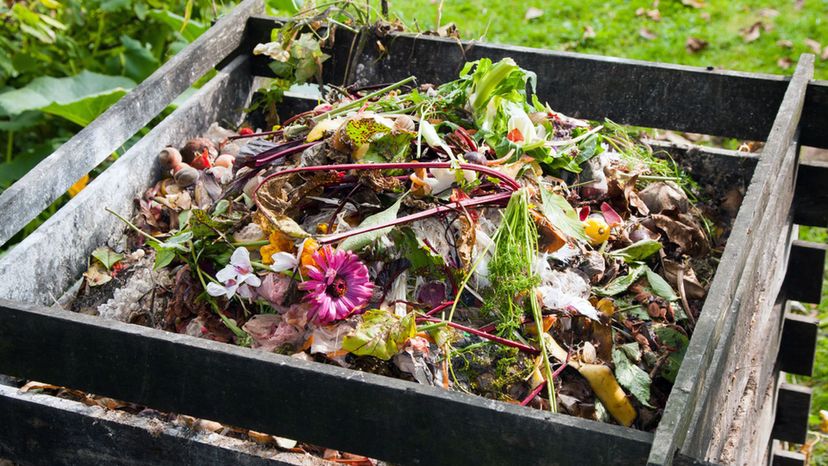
[375,0,828,459]
[383,0,828,80]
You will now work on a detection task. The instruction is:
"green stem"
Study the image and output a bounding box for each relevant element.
[106,207,163,246]
[190,246,250,341]
[416,322,447,333]
[312,76,417,122]
[233,240,270,247]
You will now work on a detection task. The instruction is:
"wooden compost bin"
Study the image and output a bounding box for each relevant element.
[1,1,827,464]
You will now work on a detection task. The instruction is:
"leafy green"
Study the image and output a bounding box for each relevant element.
[593,264,647,296]
[612,346,653,407]
[339,197,402,252]
[91,246,124,271]
[539,187,589,242]
[41,88,129,127]
[342,309,416,360]
[610,240,663,263]
[653,325,689,383]
[646,268,679,301]
[0,71,135,117]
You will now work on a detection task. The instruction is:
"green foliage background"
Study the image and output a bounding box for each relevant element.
[1,0,826,460]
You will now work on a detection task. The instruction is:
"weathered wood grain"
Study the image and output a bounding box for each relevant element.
[783,240,827,304]
[778,313,820,377]
[245,18,828,149]
[0,384,321,466]
[0,299,654,466]
[0,57,254,305]
[772,384,812,444]
[648,54,814,466]
[0,0,265,247]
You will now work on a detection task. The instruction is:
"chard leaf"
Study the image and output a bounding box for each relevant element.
[612,347,653,407]
[646,268,679,301]
[342,309,415,360]
[91,247,124,271]
[339,197,402,252]
[539,187,589,243]
[610,240,663,263]
[593,264,647,296]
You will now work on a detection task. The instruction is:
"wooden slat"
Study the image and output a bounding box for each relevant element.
[772,448,807,466]
[0,384,316,466]
[783,240,827,304]
[772,384,812,444]
[0,0,265,248]
[778,313,820,377]
[0,299,654,466]
[648,54,813,466]
[243,18,828,149]
[0,56,254,305]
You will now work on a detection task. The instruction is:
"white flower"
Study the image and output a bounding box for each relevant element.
[269,238,316,273]
[505,102,542,147]
[419,120,454,158]
[206,247,262,299]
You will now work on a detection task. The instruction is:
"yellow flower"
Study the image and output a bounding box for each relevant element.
[67,174,90,197]
[299,238,320,271]
[260,231,294,265]
[583,217,610,246]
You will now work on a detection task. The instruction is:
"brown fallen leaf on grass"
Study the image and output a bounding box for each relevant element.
[681,0,705,8]
[740,22,763,43]
[686,37,708,53]
[805,38,822,54]
[778,57,793,69]
[823,46,828,61]
[757,8,779,18]
[583,25,596,40]
[639,28,658,40]
[777,39,794,49]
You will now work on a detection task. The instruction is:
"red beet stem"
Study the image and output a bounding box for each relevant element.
[254,141,323,167]
[520,380,547,406]
[424,301,455,316]
[417,316,540,355]
[228,129,284,141]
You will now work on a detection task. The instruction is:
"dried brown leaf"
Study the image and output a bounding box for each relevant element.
[757,8,779,18]
[635,7,646,16]
[639,28,658,40]
[681,0,704,8]
[805,38,822,54]
[647,9,661,21]
[685,37,708,53]
[740,22,763,43]
[583,25,596,40]
[822,46,828,61]
[777,39,794,49]
[778,56,793,69]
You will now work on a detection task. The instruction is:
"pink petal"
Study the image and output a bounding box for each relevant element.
[600,202,622,226]
[579,206,590,222]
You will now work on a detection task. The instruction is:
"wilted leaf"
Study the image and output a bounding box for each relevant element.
[777,39,794,49]
[639,28,657,40]
[612,347,653,407]
[778,57,793,69]
[338,197,402,251]
[342,309,415,360]
[540,188,589,243]
[83,261,112,287]
[91,246,124,271]
[524,7,544,21]
[611,240,662,263]
[686,37,708,53]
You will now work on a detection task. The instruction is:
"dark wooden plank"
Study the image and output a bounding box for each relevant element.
[772,448,807,466]
[772,384,812,444]
[793,160,828,227]
[0,299,654,466]
[0,56,254,305]
[244,18,828,148]
[784,240,827,304]
[778,313,819,377]
[0,0,265,247]
[648,55,814,466]
[0,384,316,466]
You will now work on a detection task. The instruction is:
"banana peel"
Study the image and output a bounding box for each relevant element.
[542,334,637,427]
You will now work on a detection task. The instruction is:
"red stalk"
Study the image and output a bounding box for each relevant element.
[520,380,547,406]
[253,141,323,167]
[424,301,455,316]
[228,129,284,141]
[417,316,540,355]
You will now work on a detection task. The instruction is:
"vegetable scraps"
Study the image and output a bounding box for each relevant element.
[78,50,724,433]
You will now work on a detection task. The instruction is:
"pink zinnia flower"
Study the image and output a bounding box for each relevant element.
[299,246,373,324]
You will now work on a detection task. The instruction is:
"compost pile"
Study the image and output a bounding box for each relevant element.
[74,57,727,431]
